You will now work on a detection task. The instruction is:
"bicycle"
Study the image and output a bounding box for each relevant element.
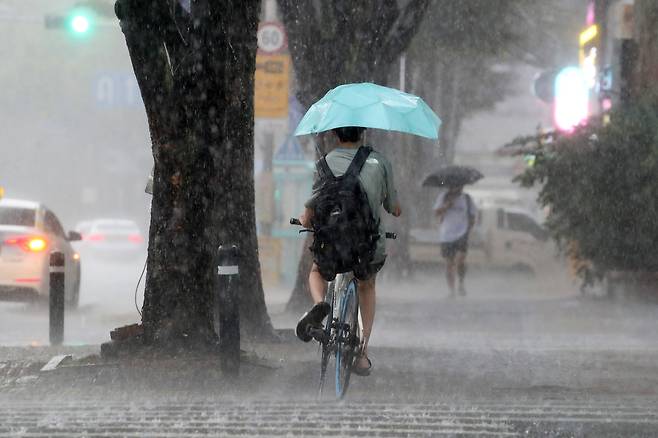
[290,217,395,399]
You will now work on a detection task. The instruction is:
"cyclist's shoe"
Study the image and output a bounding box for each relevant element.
[295,302,331,342]
[353,355,372,377]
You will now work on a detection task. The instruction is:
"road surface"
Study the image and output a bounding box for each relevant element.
[2,263,658,436]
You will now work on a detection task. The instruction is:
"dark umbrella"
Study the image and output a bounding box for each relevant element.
[422,165,483,188]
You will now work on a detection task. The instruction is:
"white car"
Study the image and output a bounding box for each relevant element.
[74,218,145,261]
[0,198,81,307]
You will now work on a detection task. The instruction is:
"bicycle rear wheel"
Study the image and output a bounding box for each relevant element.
[335,276,360,399]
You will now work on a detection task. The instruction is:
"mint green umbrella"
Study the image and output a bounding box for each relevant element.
[294,82,441,139]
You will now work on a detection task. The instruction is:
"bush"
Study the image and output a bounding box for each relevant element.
[517,96,658,279]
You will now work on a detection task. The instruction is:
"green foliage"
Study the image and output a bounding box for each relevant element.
[518,96,658,275]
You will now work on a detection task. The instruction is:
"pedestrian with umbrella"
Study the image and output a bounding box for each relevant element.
[423,166,482,297]
[293,82,440,376]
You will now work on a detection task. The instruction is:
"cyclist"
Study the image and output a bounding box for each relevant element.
[295,126,401,376]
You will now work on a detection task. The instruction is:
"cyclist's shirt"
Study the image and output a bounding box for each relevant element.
[306,146,399,264]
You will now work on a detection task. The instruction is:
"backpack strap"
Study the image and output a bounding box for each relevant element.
[345,146,373,178]
[316,155,334,179]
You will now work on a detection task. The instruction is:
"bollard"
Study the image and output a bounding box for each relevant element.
[49,251,65,346]
[216,245,240,376]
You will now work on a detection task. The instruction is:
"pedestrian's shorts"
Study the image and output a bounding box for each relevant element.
[440,235,468,259]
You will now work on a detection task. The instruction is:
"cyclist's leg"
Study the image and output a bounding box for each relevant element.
[296,262,330,342]
[356,274,376,370]
[355,260,384,372]
[309,263,328,304]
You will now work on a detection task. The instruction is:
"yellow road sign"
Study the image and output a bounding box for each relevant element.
[255,54,290,119]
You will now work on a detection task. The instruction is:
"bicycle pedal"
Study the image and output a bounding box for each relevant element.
[308,326,327,343]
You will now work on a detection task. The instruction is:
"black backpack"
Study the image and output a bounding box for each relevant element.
[309,146,380,281]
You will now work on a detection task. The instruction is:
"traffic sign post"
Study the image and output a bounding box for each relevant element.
[255,21,290,119]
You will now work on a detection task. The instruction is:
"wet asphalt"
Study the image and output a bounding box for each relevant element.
[2,261,658,436]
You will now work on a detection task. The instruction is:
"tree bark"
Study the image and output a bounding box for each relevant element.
[116,0,271,349]
[633,0,658,95]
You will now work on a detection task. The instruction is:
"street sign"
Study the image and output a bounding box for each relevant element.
[257,21,287,54]
[255,54,290,118]
[274,135,305,161]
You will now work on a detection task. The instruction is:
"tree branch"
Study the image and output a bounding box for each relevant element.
[381,0,430,66]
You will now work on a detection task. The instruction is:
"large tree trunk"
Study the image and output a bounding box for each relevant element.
[633,0,658,95]
[116,0,271,348]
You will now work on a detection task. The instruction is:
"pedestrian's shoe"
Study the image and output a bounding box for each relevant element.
[459,284,467,296]
[295,302,331,342]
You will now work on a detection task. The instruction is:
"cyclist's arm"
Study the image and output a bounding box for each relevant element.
[300,207,313,229]
[302,176,321,228]
[382,156,401,217]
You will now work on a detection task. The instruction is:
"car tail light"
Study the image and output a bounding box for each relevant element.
[4,236,48,252]
[86,233,105,241]
[128,234,142,243]
[15,277,41,283]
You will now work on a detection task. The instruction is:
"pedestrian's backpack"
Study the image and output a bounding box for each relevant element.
[309,146,380,281]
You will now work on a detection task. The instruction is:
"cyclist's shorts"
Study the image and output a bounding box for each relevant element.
[362,257,386,280]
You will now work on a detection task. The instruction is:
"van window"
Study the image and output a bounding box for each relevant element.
[497,209,505,229]
[506,212,549,241]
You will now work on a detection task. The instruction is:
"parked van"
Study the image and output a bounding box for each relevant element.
[409,203,564,277]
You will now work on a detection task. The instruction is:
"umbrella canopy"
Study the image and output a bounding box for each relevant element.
[294,82,441,139]
[422,165,483,188]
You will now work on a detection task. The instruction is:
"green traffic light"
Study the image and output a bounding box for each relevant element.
[67,9,93,36]
[71,15,90,33]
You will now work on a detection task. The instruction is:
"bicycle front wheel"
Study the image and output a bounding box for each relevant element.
[335,277,359,399]
[318,279,336,398]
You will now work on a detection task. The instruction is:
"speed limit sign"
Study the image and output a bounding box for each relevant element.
[257,22,287,54]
